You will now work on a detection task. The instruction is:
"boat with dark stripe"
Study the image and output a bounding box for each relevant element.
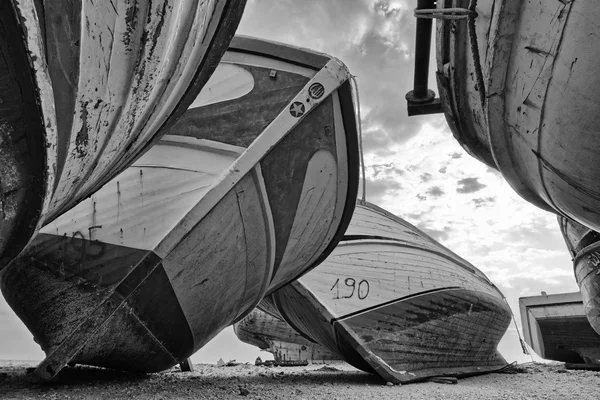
[260,201,510,383]
[0,0,246,269]
[234,309,341,364]
[0,36,359,381]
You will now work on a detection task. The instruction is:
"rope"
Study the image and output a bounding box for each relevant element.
[466,0,486,105]
[414,8,477,20]
[351,75,366,202]
[503,296,535,363]
[414,1,486,106]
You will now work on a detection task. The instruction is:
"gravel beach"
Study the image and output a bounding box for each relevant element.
[1,361,599,399]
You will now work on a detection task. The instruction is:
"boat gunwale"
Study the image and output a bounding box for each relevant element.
[229,35,330,71]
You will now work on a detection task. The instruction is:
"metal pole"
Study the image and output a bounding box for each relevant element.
[412,0,435,101]
[406,0,442,115]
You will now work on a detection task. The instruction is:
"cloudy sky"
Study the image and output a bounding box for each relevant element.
[0,0,578,365]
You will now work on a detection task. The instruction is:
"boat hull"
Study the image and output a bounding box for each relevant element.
[436,0,600,231]
[520,292,600,364]
[558,216,600,337]
[234,309,340,364]
[1,37,359,380]
[262,202,511,383]
[0,0,246,268]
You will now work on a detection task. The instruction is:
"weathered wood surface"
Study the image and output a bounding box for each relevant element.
[263,201,511,383]
[435,1,600,231]
[557,217,600,339]
[0,0,246,269]
[234,309,340,363]
[519,291,600,364]
[0,37,359,381]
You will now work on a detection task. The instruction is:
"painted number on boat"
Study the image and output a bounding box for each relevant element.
[330,278,369,300]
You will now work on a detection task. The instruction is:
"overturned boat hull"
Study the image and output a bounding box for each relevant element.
[558,216,600,337]
[520,291,600,364]
[432,0,600,231]
[0,0,246,267]
[261,201,511,383]
[234,309,340,364]
[1,36,359,380]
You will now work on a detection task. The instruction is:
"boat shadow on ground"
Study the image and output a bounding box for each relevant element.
[0,364,386,392]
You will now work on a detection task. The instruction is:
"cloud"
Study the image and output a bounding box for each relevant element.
[473,196,496,208]
[456,177,487,194]
[364,177,403,203]
[426,186,444,197]
[370,162,404,178]
[420,173,432,183]
[417,223,452,241]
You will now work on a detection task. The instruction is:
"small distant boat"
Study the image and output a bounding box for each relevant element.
[234,309,340,364]
[407,1,600,232]
[558,216,600,337]
[520,291,600,364]
[261,201,511,383]
[0,0,246,268]
[0,36,359,381]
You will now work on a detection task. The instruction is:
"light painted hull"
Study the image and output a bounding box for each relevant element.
[0,37,359,381]
[436,0,600,231]
[520,291,600,364]
[262,202,511,383]
[558,216,600,338]
[0,0,246,268]
[234,309,340,364]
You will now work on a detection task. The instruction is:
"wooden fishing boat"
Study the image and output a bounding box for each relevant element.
[260,201,511,384]
[407,0,600,232]
[234,309,340,364]
[557,216,600,337]
[520,291,600,364]
[0,36,359,381]
[0,0,246,268]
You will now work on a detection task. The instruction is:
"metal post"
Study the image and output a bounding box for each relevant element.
[406,0,442,116]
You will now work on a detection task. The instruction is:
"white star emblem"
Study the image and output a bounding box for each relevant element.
[289,102,305,118]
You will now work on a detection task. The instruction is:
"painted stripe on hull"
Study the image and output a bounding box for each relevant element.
[168,65,311,147]
[0,238,193,370]
[334,287,463,322]
[160,172,274,351]
[335,288,510,383]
